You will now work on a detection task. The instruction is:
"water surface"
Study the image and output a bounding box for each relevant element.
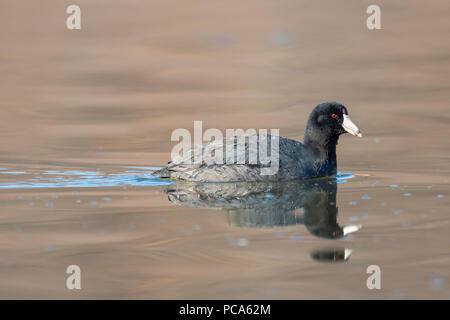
[1,0,449,299]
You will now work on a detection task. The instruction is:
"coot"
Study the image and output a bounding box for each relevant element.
[154,102,362,182]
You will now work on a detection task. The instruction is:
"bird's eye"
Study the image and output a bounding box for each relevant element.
[331,114,338,119]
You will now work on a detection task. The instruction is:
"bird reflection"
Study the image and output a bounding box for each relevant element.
[310,247,353,263]
[164,177,361,240]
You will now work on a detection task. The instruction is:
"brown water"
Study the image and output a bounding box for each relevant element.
[0,0,450,299]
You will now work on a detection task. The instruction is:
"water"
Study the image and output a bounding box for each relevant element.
[0,166,171,189]
[0,166,449,299]
[1,0,450,299]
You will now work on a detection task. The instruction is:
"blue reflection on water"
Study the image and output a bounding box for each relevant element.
[335,172,354,184]
[0,167,171,189]
[0,171,27,174]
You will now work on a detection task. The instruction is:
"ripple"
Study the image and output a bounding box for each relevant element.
[335,172,355,184]
[0,171,27,174]
[0,167,171,189]
[0,169,356,189]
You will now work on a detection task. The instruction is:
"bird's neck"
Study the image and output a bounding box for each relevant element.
[303,130,338,171]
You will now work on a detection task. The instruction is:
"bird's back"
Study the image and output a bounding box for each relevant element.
[154,134,319,182]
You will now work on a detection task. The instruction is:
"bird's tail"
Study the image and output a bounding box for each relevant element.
[152,167,171,178]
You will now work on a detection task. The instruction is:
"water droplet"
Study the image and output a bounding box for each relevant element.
[291,234,302,242]
[390,291,404,300]
[430,274,445,291]
[45,202,54,208]
[403,193,412,197]
[90,201,97,205]
[272,31,291,47]
[236,238,249,247]
[349,201,357,206]
[437,194,445,199]
[103,197,112,201]
[362,195,371,200]
[390,184,398,188]
[51,195,58,199]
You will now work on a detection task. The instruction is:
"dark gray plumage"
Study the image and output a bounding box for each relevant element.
[154,102,362,182]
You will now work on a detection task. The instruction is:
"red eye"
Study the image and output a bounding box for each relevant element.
[331,114,338,119]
